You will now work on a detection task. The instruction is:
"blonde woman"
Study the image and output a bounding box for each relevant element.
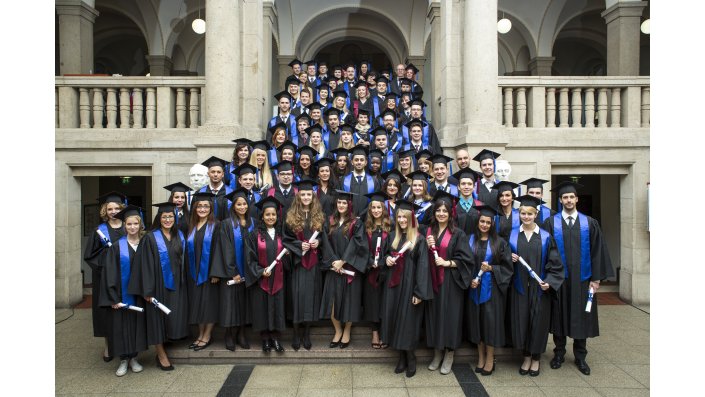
[380,200,432,378]
[338,125,356,150]
[249,141,275,191]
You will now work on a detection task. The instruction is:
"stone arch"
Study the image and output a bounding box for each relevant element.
[93,8,148,75]
[536,0,605,57]
[496,9,538,60]
[165,9,207,75]
[552,10,607,75]
[498,40,515,75]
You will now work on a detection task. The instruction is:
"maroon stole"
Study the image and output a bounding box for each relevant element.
[257,232,284,295]
[427,227,452,294]
[388,238,412,288]
[366,230,388,288]
[296,230,319,270]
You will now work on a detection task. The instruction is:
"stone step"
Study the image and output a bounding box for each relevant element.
[168,325,518,365]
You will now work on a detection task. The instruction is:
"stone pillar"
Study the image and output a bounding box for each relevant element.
[428,2,442,129]
[203,0,241,133]
[601,1,648,76]
[241,0,265,138]
[263,1,277,130]
[463,0,499,131]
[56,0,99,75]
[55,161,83,308]
[277,55,295,93]
[528,56,555,76]
[437,0,464,143]
[146,55,173,76]
[406,56,426,87]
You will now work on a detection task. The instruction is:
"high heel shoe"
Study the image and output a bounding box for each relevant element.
[529,361,540,377]
[329,336,342,348]
[339,338,350,349]
[225,329,235,352]
[394,351,407,374]
[303,331,312,350]
[481,364,495,376]
[193,338,212,351]
[406,350,417,378]
[155,355,174,371]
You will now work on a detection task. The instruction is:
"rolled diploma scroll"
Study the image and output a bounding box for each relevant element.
[585,287,595,312]
[150,298,172,315]
[373,236,382,267]
[226,278,245,286]
[517,256,544,284]
[430,244,440,264]
[472,269,485,283]
[302,231,320,255]
[116,303,144,312]
[340,268,355,277]
[391,241,413,263]
[96,229,112,247]
[266,248,289,273]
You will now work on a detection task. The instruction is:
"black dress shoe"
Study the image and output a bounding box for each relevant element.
[529,368,540,377]
[103,354,113,363]
[519,367,530,376]
[575,359,591,375]
[237,336,250,350]
[329,337,341,348]
[405,351,417,378]
[394,352,407,374]
[262,339,272,353]
[303,333,312,350]
[225,331,235,352]
[481,364,495,376]
[272,339,285,352]
[193,339,212,351]
[156,355,174,371]
[339,339,350,349]
[292,338,301,351]
[550,354,564,369]
[475,366,483,373]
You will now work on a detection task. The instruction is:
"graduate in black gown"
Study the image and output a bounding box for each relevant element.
[473,149,502,205]
[211,188,254,351]
[454,168,484,236]
[232,163,263,220]
[266,161,297,218]
[380,200,432,378]
[508,195,564,377]
[196,156,234,221]
[99,205,147,377]
[282,179,328,350]
[521,178,556,223]
[362,192,392,349]
[314,157,338,218]
[405,171,433,226]
[466,205,513,376]
[493,181,520,241]
[543,181,614,376]
[320,190,368,348]
[128,202,189,371]
[244,196,289,353]
[341,145,381,216]
[423,191,474,375]
[164,182,191,236]
[84,191,126,362]
[184,192,221,352]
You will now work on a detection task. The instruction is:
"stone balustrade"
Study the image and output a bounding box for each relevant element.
[55,76,205,129]
[498,76,649,129]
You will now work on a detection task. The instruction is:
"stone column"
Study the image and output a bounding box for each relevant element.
[263,1,277,129]
[146,55,173,76]
[463,0,499,131]
[437,0,464,143]
[55,160,83,307]
[428,2,442,128]
[277,56,295,93]
[528,56,555,76]
[241,0,265,137]
[56,0,99,75]
[406,56,426,87]
[203,0,241,133]
[601,1,648,76]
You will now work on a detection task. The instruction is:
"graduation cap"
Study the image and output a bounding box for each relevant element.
[491,181,519,193]
[330,147,349,159]
[305,124,323,135]
[340,123,354,133]
[268,121,288,136]
[306,102,324,112]
[255,196,282,211]
[354,80,368,89]
[332,90,348,99]
[408,98,426,108]
[285,75,300,87]
[406,170,430,182]
[398,148,417,159]
[313,157,334,170]
[473,149,501,163]
[97,191,127,205]
[332,64,343,72]
[356,109,371,118]
[376,76,389,85]
[191,191,216,204]
[429,153,454,167]
[292,178,318,191]
[371,126,388,138]
[276,141,297,156]
[334,189,355,201]
[415,149,434,161]
[384,92,400,101]
[163,182,190,194]
[399,77,414,86]
[201,156,228,170]
[225,187,250,203]
[551,180,583,197]
[153,202,177,214]
[433,190,458,206]
[304,59,317,67]
[475,204,499,218]
[295,112,312,124]
[365,191,390,203]
[368,148,383,160]
[272,160,294,173]
[274,90,293,102]
[114,205,144,221]
[297,145,318,159]
[288,58,303,67]
[232,163,257,176]
[382,169,407,184]
[350,145,369,158]
[324,107,341,118]
[405,118,424,129]
[395,199,422,213]
[452,168,481,183]
[251,140,272,152]
[232,137,253,146]
[514,194,543,209]
[520,178,549,191]
[405,63,419,74]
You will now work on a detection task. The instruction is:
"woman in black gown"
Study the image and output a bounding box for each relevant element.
[84,191,126,362]
[492,181,520,241]
[128,202,189,371]
[423,191,474,375]
[164,182,191,236]
[244,196,289,353]
[380,200,432,378]
[508,195,564,377]
[466,205,513,376]
[184,192,221,351]
[99,205,147,376]
[314,157,338,218]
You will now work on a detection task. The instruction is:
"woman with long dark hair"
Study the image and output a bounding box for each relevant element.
[314,157,338,218]
[226,139,252,190]
[164,182,191,236]
[466,205,513,376]
[423,191,473,375]
[493,181,520,241]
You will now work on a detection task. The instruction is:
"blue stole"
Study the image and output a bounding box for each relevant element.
[323,127,339,149]
[415,200,432,222]
[382,151,395,173]
[509,228,550,295]
[469,235,493,305]
[232,219,254,277]
[343,173,375,195]
[539,205,552,223]
[152,229,185,291]
[97,223,112,247]
[188,223,214,286]
[372,96,381,118]
[553,213,591,281]
[385,201,396,220]
[118,238,136,306]
[401,122,430,148]
[496,208,520,232]
[268,148,279,167]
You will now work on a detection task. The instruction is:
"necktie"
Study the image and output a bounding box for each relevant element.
[212,189,218,195]
[283,190,289,198]
[414,145,419,153]
[356,176,363,184]
[568,216,574,228]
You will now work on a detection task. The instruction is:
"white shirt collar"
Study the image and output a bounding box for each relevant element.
[519,223,540,235]
[209,182,224,192]
[353,171,367,178]
[562,209,577,221]
[482,177,495,185]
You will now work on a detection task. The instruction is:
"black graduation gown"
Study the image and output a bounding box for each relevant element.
[283,220,330,323]
[210,218,252,327]
[200,186,232,222]
[543,214,614,339]
[424,228,474,350]
[379,233,432,350]
[268,186,296,218]
[128,230,189,345]
[457,199,483,236]
[347,173,382,216]
[244,229,289,332]
[319,218,368,322]
[477,183,498,206]
[326,128,342,150]
[497,209,519,241]
[316,184,337,220]
[363,227,390,323]
[509,229,564,354]
[185,222,221,324]
[175,208,190,237]
[84,223,126,337]
[99,239,148,357]
[466,238,513,347]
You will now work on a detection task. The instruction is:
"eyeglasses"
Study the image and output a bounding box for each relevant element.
[195,204,211,209]
[161,215,175,220]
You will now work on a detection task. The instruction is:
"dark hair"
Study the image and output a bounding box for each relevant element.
[329,199,354,237]
[495,189,516,211]
[188,199,216,235]
[317,163,340,190]
[232,143,251,164]
[229,195,252,229]
[151,211,182,255]
[256,206,282,235]
[382,178,401,201]
[471,214,501,265]
[428,200,457,236]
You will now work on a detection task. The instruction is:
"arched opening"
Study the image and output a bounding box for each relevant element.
[93,9,148,75]
[551,11,606,76]
[315,40,391,72]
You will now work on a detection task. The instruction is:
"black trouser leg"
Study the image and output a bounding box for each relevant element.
[553,335,567,357]
[573,338,587,361]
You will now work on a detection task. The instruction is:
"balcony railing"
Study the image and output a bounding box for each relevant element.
[55,76,205,129]
[498,76,649,129]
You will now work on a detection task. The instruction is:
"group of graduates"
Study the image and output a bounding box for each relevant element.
[84,59,613,380]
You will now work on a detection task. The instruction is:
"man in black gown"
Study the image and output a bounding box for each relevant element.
[341,145,381,216]
[473,149,502,205]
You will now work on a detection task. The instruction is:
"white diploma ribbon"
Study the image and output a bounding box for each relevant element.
[518,256,544,284]
[150,298,172,315]
[302,231,320,255]
[266,248,289,273]
[373,236,382,268]
[96,229,112,247]
[391,241,413,263]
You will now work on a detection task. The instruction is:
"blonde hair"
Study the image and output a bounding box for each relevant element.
[286,192,324,233]
[99,202,126,222]
[249,148,273,189]
[519,205,538,215]
[338,129,355,149]
[391,209,418,251]
[124,214,146,237]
